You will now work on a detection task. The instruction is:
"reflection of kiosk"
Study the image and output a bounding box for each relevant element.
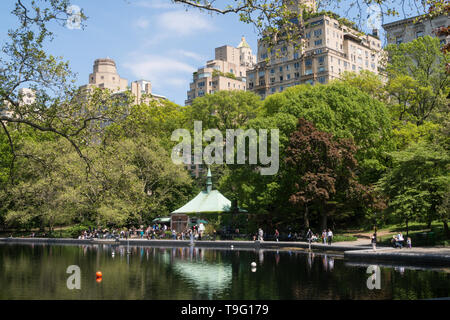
[171,167,244,232]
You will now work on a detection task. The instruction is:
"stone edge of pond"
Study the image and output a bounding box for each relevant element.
[0,237,367,252]
[344,249,450,266]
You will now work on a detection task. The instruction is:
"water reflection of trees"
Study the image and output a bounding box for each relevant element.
[0,244,448,300]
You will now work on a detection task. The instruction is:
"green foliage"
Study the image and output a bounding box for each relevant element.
[262,82,393,183]
[187,90,262,132]
[377,140,450,235]
[385,36,449,126]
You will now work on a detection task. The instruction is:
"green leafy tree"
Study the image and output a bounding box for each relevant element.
[262,82,392,183]
[187,90,262,132]
[378,141,450,237]
[385,36,449,126]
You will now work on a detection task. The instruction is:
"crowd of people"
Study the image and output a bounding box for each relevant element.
[391,232,412,249]
[77,223,210,241]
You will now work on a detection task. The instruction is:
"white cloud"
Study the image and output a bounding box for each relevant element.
[132,17,150,29]
[175,49,205,62]
[123,53,195,92]
[134,0,174,9]
[157,10,214,36]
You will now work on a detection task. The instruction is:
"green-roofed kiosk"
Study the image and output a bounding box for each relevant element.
[171,167,245,232]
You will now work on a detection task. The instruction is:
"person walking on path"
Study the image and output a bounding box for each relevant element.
[327,229,333,245]
[371,233,377,251]
[275,229,280,242]
[322,230,327,244]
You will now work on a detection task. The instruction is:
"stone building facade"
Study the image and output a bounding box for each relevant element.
[247,13,383,99]
[185,37,256,105]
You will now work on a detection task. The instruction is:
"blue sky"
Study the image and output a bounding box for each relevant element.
[0,0,423,105]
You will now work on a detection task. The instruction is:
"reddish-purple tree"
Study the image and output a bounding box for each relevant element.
[285,118,366,230]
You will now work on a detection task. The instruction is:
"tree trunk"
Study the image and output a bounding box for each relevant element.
[304,204,310,229]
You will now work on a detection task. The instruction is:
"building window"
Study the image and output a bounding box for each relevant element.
[305,59,312,66]
[280,76,283,82]
[396,36,403,44]
[314,39,322,46]
[314,29,322,37]
[318,77,326,84]
[318,67,325,73]
[270,69,275,74]
[287,74,291,80]
[416,30,424,38]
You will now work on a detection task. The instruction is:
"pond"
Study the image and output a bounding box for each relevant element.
[0,243,448,300]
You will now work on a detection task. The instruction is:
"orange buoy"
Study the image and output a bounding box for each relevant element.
[96,277,102,283]
[96,271,102,278]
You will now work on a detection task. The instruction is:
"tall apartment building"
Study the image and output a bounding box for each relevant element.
[247,7,383,99]
[185,37,256,105]
[382,14,449,45]
[82,58,128,93]
[80,58,166,103]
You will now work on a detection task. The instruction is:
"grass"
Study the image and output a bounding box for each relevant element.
[332,235,358,242]
[340,220,448,247]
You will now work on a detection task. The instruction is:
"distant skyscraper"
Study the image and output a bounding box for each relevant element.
[185,37,256,105]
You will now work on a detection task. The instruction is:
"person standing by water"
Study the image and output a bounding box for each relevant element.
[306,228,313,250]
[198,223,205,240]
[274,229,280,242]
[322,230,327,244]
[407,237,412,249]
[258,228,264,241]
[371,233,377,251]
[327,229,333,245]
